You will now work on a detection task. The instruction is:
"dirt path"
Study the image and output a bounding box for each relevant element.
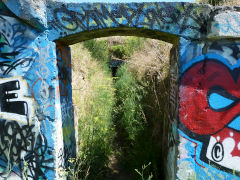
[107,155,132,180]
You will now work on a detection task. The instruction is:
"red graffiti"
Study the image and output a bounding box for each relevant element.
[179,61,240,135]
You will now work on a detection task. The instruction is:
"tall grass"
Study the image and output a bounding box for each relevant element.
[83,39,109,63]
[113,39,171,180]
[114,64,146,141]
[110,37,145,59]
[71,43,115,179]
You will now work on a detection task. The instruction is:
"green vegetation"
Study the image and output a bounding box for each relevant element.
[197,0,223,5]
[135,162,153,180]
[71,36,171,180]
[71,43,115,179]
[110,37,145,59]
[114,64,146,141]
[83,39,109,63]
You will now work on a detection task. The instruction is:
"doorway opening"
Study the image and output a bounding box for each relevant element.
[70,36,172,180]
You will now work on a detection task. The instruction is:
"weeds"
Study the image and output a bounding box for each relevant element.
[114,64,146,141]
[71,42,115,179]
[196,0,240,6]
[83,39,109,63]
[135,162,153,180]
[110,37,145,59]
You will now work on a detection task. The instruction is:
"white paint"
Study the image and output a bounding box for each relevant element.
[209,11,240,38]
[206,135,240,171]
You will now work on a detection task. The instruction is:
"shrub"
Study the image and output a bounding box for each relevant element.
[110,37,145,59]
[196,0,240,6]
[83,39,110,63]
[113,39,171,180]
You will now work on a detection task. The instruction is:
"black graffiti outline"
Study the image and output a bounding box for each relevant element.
[0,15,35,75]
[50,3,207,36]
[0,80,29,120]
[0,121,54,179]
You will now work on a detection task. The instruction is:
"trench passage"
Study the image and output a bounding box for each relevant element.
[71,36,172,180]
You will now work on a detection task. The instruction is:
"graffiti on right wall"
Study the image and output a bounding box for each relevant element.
[178,39,240,179]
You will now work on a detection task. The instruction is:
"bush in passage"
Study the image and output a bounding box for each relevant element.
[114,61,169,180]
[114,64,146,141]
[110,37,145,59]
[196,0,240,6]
[83,39,109,63]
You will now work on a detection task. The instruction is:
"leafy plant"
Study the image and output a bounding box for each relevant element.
[110,37,145,59]
[196,0,225,5]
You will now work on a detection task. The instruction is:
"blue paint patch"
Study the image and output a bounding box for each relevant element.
[209,93,235,110]
[228,116,240,131]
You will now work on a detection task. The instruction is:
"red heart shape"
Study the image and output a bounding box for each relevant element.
[179,60,240,135]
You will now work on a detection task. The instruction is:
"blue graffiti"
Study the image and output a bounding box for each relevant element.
[208,93,235,110]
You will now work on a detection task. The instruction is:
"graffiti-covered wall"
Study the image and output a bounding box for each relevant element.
[178,39,240,179]
[177,8,240,180]
[1,0,240,179]
[0,2,62,179]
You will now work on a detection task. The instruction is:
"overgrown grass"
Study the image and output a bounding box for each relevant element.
[71,43,115,179]
[113,39,171,180]
[83,39,109,63]
[114,64,146,141]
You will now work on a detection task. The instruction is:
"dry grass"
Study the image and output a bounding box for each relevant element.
[71,43,114,124]
[196,0,240,6]
[70,36,172,179]
[128,39,172,79]
[71,42,116,179]
[71,43,89,112]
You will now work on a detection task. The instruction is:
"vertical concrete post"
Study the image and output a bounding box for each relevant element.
[56,43,77,169]
[166,43,180,180]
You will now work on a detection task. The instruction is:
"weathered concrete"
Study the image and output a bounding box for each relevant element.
[0,0,240,179]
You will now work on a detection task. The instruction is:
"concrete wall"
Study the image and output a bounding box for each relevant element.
[0,0,240,179]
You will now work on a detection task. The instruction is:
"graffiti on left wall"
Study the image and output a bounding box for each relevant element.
[0,14,37,76]
[0,77,53,179]
[0,11,55,179]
